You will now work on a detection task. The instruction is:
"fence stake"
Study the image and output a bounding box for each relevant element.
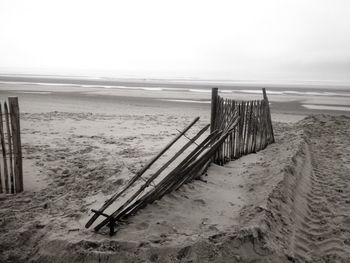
[210,88,218,134]
[0,105,9,193]
[8,97,23,193]
[4,102,15,194]
[262,88,275,143]
[0,153,2,193]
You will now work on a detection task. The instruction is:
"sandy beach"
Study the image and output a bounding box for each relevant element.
[0,82,349,262]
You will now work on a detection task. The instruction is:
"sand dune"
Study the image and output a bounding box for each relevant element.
[0,109,349,262]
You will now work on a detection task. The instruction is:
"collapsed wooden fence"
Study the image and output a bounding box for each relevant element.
[86,88,274,235]
[0,97,23,194]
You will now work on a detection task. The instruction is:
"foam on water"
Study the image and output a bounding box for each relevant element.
[142,87,164,91]
[188,89,211,93]
[1,80,350,98]
[302,104,350,112]
[160,99,210,104]
[15,91,52,94]
[285,91,350,96]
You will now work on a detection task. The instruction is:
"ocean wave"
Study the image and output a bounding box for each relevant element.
[284,91,350,96]
[235,89,284,95]
[233,89,350,97]
[15,91,52,94]
[160,99,210,104]
[1,80,350,98]
[142,87,164,91]
[302,104,350,112]
[188,89,211,93]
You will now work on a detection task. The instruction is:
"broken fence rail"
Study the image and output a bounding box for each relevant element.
[86,112,240,235]
[85,117,200,229]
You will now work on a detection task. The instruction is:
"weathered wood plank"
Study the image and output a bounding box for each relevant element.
[262,88,275,143]
[8,97,23,193]
[0,105,9,193]
[4,102,14,194]
[210,88,218,134]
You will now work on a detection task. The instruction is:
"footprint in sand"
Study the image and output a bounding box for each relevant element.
[193,199,206,206]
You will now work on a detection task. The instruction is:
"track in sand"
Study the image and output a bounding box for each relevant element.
[292,116,350,262]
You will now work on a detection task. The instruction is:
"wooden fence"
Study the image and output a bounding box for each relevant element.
[86,88,275,235]
[0,97,23,194]
[211,88,274,165]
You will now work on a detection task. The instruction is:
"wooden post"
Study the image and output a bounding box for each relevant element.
[262,88,275,143]
[5,102,14,194]
[210,88,218,134]
[0,151,2,193]
[0,105,9,193]
[8,97,23,193]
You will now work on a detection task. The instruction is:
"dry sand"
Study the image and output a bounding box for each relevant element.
[0,92,349,262]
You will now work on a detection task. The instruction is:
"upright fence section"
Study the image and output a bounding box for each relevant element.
[211,88,274,165]
[0,97,23,194]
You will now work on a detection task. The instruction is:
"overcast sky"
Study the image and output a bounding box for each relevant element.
[0,0,350,82]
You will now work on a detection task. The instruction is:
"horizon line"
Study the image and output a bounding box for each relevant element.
[1,72,350,86]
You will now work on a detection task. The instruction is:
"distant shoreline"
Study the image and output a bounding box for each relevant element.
[0,85,349,119]
[1,74,350,92]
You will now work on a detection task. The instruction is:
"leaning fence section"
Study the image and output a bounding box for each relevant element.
[0,97,23,194]
[211,88,274,165]
[86,114,240,235]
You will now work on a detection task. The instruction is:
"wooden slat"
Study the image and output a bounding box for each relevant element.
[263,100,269,147]
[250,101,257,153]
[255,100,259,151]
[262,88,275,143]
[0,105,9,193]
[245,101,253,154]
[210,88,218,133]
[242,101,249,155]
[8,97,23,193]
[4,102,14,194]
